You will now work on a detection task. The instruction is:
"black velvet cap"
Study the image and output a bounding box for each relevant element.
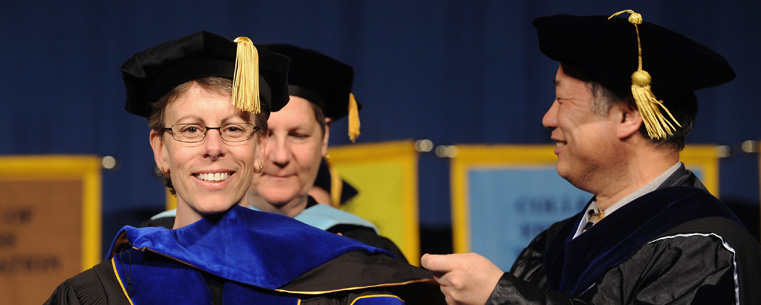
[121,31,291,117]
[533,14,735,97]
[260,44,360,121]
[313,158,358,206]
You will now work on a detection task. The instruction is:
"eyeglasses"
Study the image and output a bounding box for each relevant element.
[163,123,258,143]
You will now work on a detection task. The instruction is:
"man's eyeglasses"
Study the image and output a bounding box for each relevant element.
[163,123,258,143]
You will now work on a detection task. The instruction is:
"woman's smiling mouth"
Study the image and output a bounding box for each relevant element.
[194,172,232,182]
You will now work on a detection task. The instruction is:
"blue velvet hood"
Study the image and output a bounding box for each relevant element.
[107,205,388,290]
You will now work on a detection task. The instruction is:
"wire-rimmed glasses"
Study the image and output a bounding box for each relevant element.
[163,123,257,143]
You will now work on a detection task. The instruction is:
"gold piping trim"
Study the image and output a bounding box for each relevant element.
[274,278,435,295]
[111,256,135,305]
[350,294,403,305]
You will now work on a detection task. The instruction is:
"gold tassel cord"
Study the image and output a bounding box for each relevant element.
[328,162,343,207]
[232,36,261,114]
[348,93,361,142]
[609,10,682,140]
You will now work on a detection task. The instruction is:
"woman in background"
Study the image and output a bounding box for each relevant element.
[248,44,407,260]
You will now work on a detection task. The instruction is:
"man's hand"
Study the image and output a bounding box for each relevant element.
[421,253,504,305]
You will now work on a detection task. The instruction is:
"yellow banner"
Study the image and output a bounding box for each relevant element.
[327,140,420,265]
[0,155,101,305]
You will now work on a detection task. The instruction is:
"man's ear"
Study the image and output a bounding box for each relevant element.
[150,130,169,172]
[616,103,642,140]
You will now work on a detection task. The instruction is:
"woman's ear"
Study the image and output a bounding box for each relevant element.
[150,130,169,172]
[616,103,643,139]
[321,123,330,157]
[254,131,268,170]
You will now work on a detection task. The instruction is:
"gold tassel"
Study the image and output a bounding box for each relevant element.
[232,36,261,114]
[348,93,361,142]
[328,162,343,207]
[609,10,681,140]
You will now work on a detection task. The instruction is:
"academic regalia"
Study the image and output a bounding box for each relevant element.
[46,206,443,305]
[485,165,761,304]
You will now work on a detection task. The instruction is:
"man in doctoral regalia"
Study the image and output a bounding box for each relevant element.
[422,10,761,305]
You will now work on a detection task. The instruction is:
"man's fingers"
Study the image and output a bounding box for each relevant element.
[421,253,457,272]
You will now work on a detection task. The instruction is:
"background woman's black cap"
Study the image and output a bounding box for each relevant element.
[121,31,291,117]
[260,44,359,121]
[533,14,735,97]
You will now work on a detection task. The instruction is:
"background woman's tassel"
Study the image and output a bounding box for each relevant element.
[328,162,343,208]
[232,36,261,113]
[348,93,361,142]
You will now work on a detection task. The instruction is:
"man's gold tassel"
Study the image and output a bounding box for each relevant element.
[609,10,681,140]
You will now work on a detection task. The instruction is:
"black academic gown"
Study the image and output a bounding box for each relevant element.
[45,206,444,305]
[486,164,761,305]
